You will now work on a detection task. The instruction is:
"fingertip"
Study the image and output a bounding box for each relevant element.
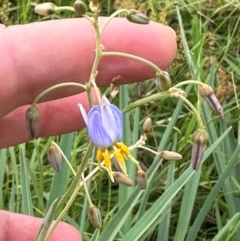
[50,222,82,241]
[0,210,82,241]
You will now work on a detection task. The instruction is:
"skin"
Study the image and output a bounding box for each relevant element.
[0,17,177,241]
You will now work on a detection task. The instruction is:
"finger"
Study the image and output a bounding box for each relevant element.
[0,17,176,116]
[0,210,82,241]
[0,92,94,148]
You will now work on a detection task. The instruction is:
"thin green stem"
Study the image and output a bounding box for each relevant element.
[174,92,204,129]
[52,141,76,176]
[56,6,74,12]
[87,11,103,104]
[102,52,162,75]
[31,82,86,108]
[100,9,129,33]
[81,173,93,206]
[122,91,170,114]
[43,141,100,241]
[128,155,142,171]
[133,145,159,156]
[173,80,205,89]
[44,181,81,241]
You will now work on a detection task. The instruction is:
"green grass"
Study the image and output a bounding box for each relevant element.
[1,0,240,240]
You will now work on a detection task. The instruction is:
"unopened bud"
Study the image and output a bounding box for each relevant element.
[74,0,87,16]
[136,170,147,189]
[143,118,152,134]
[87,205,102,229]
[126,10,149,24]
[155,72,171,91]
[89,0,101,12]
[47,144,62,172]
[113,172,133,187]
[159,151,182,160]
[191,129,209,171]
[199,84,224,119]
[25,107,40,140]
[34,3,57,16]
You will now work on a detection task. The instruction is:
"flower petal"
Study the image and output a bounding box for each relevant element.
[78,104,88,126]
[101,103,123,143]
[88,110,113,147]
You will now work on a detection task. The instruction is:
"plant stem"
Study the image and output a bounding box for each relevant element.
[31,82,86,108]
[102,52,162,75]
[52,141,76,176]
[100,9,129,33]
[173,80,205,89]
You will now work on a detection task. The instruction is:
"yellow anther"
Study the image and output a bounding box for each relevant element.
[114,149,125,164]
[103,150,111,168]
[96,148,103,162]
[115,142,130,156]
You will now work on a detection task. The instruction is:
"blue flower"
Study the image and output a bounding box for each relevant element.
[78,96,123,148]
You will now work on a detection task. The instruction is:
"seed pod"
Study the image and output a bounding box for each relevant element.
[126,9,149,24]
[159,151,182,160]
[25,107,40,140]
[143,118,152,134]
[47,143,62,172]
[113,172,133,187]
[155,71,171,91]
[199,84,224,119]
[34,3,57,16]
[73,0,87,16]
[191,129,209,171]
[136,170,147,189]
[87,205,102,229]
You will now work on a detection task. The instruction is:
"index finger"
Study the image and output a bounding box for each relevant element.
[0,17,176,117]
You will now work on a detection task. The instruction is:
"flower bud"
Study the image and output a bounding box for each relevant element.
[47,144,62,172]
[89,0,101,12]
[191,129,209,171]
[87,205,102,229]
[113,172,133,187]
[199,84,224,119]
[34,3,57,16]
[143,118,152,134]
[126,10,149,24]
[159,151,182,160]
[74,0,87,16]
[155,72,171,91]
[136,170,147,189]
[25,107,40,140]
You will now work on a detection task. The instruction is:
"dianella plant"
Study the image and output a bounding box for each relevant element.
[25,1,226,241]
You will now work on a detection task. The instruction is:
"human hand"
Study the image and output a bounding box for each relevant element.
[0,17,176,148]
[0,18,176,240]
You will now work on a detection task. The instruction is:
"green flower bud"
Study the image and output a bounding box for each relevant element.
[155,71,171,91]
[74,0,87,16]
[143,117,152,134]
[47,144,62,172]
[87,205,102,229]
[34,3,57,16]
[199,84,224,119]
[191,129,209,171]
[25,107,40,140]
[126,9,149,25]
[113,172,133,187]
[159,151,182,160]
[136,170,147,189]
